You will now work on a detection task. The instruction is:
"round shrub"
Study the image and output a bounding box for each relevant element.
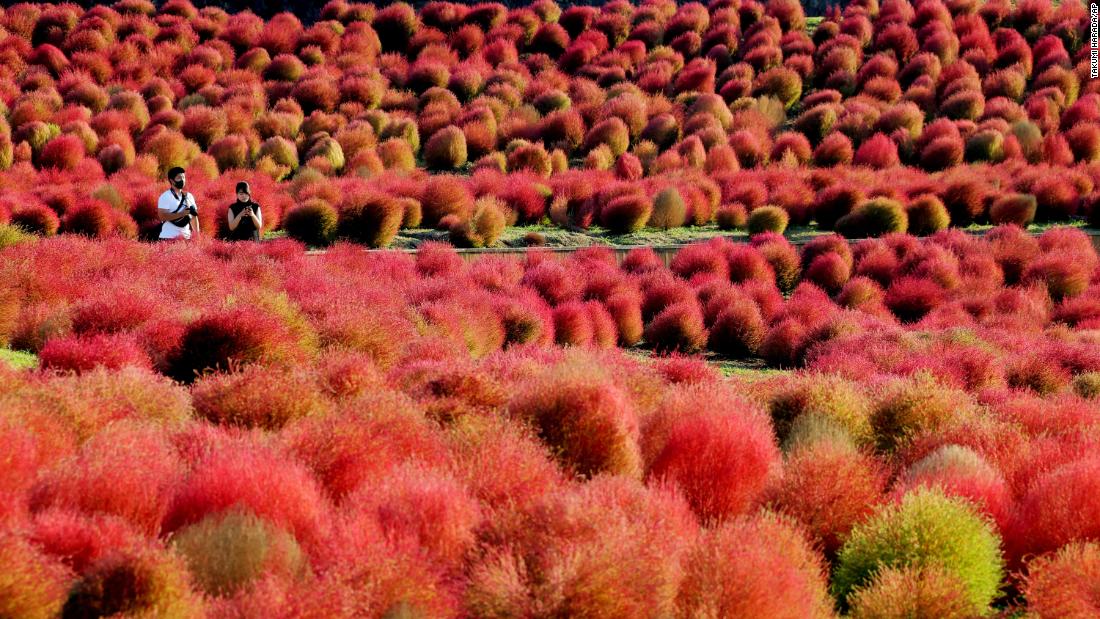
[813,184,864,229]
[450,199,506,248]
[283,199,338,247]
[552,302,594,347]
[715,203,748,230]
[1072,372,1100,400]
[748,205,789,235]
[804,252,851,294]
[0,532,69,619]
[209,135,249,172]
[600,194,651,233]
[40,333,152,373]
[421,175,474,228]
[510,141,554,178]
[1024,542,1100,619]
[707,296,766,357]
[919,136,964,171]
[644,301,707,354]
[191,365,328,430]
[989,193,1037,227]
[853,133,900,169]
[507,369,641,479]
[884,276,946,324]
[1022,252,1091,301]
[849,566,978,619]
[10,204,60,236]
[897,445,1011,532]
[163,441,330,550]
[62,545,201,619]
[168,307,307,383]
[37,134,85,170]
[965,130,1005,162]
[338,192,404,248]
[649,186,687,229]
[833,489,1004,614]
[813,132,855,166]
[584,117,630,157]
[768,373,874,447]
[906,195,950,236]
[1010,457,1100,562]
[675,513,833,617]
[644,384,779,522]
[836,198,909,238]
[769,440,885,557]
[62,201,114,238]
[423,125,468,171]
[871,373,973,452]
[172,510,305,597]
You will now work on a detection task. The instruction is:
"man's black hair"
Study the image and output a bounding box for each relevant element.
[167,166,186,179]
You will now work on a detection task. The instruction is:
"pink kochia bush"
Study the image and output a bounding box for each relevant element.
[643,383,779,521]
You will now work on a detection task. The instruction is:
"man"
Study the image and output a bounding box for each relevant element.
[158,167,200,240]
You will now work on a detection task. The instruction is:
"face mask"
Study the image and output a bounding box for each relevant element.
[174,179,185,190]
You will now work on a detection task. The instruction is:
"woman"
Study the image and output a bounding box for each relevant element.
[226,181,263,241]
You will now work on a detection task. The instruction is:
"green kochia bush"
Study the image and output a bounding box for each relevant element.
[748,205,789,235]
[833,489,1004,614]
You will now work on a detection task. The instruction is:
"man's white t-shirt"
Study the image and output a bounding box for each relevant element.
[158,189,197,239]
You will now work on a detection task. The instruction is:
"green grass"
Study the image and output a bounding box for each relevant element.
[0,348,38,370]
[383,223,836,250]
[281,218,1095,252]
[624,348,788,381]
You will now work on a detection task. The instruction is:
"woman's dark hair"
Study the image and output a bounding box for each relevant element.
[236,181,251,195]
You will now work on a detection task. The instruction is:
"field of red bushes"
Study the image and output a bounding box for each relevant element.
[0,0,1098,247]
[2,224,1100,616]
[5,0,1100,616]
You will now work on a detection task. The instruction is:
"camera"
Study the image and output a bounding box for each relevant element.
[187,204,198,217]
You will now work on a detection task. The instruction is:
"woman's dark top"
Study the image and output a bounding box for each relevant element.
[227,201,261,241]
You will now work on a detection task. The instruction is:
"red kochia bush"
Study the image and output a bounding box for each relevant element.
[645,384,779,522]
[29,510,142,575]
[853,133,900,168]
[10,203,61,236]
[522,259,583,306]
[644,301,707,354]
[708,295,767,357]
[163,441,331,550]
[191,365,329,430]
[338,192,403,248]
[1008,457,1100,565]
[61,201,114,238]
[805,252,851,294]
[1023,252,1092,301]
[286,392,449,501]
[551,301,595,347]
[420,175,474,228]
[343,463,482,569]
[769,441,885,557]
[37,134,85,170]
[885,277,945,323]
[168,307,307,383]
[0,531,69,619]
[989,193,1037,227]
[1024,542,1100,619]
[30,423,182,535]
[40,333,152,373]
[508,366,642,479]
[676,512,834,617]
